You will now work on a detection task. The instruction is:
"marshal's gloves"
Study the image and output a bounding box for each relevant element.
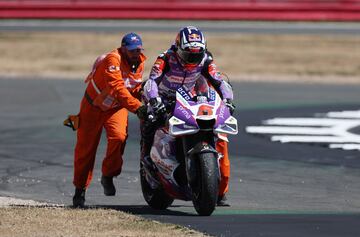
[136,104,147,120]
[224,99,236,115]
[149,97,166,117]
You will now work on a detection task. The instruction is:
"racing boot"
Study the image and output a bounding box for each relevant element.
[140,120,156,162]
[217,194,230,207]
[101,175,116,196]
[73,188,86,208]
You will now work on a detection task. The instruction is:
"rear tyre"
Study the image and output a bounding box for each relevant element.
[192,152,219,216]
[140,163,174,210]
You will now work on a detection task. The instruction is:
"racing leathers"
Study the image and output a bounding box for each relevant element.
[142,45,234,198]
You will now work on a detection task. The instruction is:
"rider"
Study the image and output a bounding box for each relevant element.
[142,26,236,206]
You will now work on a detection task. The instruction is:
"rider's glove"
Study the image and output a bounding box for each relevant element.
[149,97,166,117]
[224,99,236,115]
[136,104,147,120]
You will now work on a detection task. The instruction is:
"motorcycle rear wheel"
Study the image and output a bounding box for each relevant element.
[192,152,219,216]
[140,163,174,210]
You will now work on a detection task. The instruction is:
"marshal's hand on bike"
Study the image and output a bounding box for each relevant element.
[136,104,148,120]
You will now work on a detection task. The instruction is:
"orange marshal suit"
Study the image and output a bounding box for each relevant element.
[73,49,146,189]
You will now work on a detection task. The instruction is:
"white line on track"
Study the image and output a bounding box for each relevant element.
[246,109,360,151]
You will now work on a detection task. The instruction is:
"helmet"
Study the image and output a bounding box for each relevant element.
[175,26,206,66]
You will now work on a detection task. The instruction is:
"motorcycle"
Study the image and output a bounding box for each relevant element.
[140,78,238,216]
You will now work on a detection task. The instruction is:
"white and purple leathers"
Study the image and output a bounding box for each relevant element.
[143,46,233,105]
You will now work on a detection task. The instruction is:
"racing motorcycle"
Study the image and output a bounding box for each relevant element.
[140,78,238,216]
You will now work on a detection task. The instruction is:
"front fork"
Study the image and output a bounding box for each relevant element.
[181,132,220,188]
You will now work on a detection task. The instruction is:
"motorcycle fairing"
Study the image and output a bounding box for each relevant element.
[150,128,192,200]
[169,86,238,136]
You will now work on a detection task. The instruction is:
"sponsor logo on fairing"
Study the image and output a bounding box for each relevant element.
[177,87,191,101]
[177,105,191,119]
[209,90,216,101]
[219,105,226,119]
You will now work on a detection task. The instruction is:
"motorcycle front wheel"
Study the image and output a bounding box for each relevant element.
[192,152,219,216]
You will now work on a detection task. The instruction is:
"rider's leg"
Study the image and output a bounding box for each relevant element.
[140,120,158,160]
[216,139,231,206]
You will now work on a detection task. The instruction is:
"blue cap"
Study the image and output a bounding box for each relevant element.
[121,32,143,50]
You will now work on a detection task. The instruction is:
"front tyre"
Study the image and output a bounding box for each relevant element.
[192,152,219,216]
[140,163,174,210]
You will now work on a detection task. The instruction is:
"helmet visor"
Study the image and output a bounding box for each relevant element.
[178,48,205,64]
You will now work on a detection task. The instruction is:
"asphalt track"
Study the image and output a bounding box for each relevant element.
[0,77,359,237]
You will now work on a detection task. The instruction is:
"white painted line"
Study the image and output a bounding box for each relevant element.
[271,135,360,143]
[329,144,360,150]
[326,110,360,119]
[246,109,360,151]
[245,126,335,135]
[264,118,358,126]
